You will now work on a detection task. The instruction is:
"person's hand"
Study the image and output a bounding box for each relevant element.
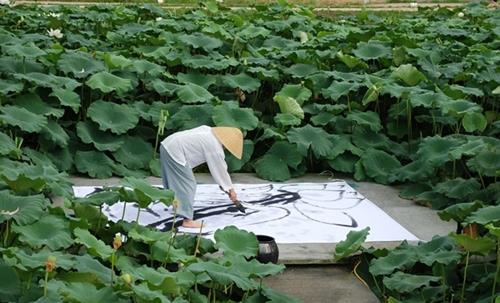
[228,189,238,203]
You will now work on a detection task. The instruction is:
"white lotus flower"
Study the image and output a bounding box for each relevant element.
[156,17,163,21]
[48,12,61,18]
[157,0,164,4]
[458,12,464,17]
[0,0,10,6]
[216,0,223,3]
[115,232,127,243]
[79,68,85,74]
[0,207,19,216]
[298,31,308,44]
[409,2,418,8]
[47,28,63,39]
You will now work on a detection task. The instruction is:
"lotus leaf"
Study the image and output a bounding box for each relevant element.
[62,282,118,303]
[416,136,462,167]
[0,105,48,133]
[0,191,47,225]
[370,250,418,276]
[391,64,427,86]
[248,66,280,81]
[261,287,301,303]
[254,141,303,181]
[390,160,436,183]
[50,88,81,113]
[132,59,165,77]
[176,83,214,104]
[465,205,500,226]
[72,254,112,284]
[1,164,47,193]
[132,283,172,303]
[212,105,259,131]
[275,84,312,105]
[76,121,125,151]
[3,43,45,58]
[352,41,392,60]
[383,272,440,293]
[12,249,75,270]
[287,125,334,157]
[0,131,17,156]
[0,261,21,298]
[221,73,261,93]
[274,95,304,119]
[328,152,359,174]
[58,51,105,78]
[15,72,80,90]
[439,99,481,116]
[336,51,368,69]
[112,136,153,169]
[214,225,258,257]
[227,139,254,172]
[170,104,213,130]
[0,79,23,95]
[284,63,318,78]
[74,228,114,260]
[187,261,256,290]
[12,215,72,250]
[321,81,360,101]
[176,72,216,89]
[346,110,382,132]
[41,120,70,147]
[102,53,132,70]
[466,149,500,177]
[228,256,285,278]
[87,100,139,134]
[86,71,133,94]
[121,177,174,208]
[438,201,483,223]
[75,151,115,179]
[179,33,223,51]
[434,178,481,200]
[333,227,370,262]
[462,112,487,133]
[450,233,495,255]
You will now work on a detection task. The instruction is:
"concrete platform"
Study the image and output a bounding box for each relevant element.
[70,173,455,264]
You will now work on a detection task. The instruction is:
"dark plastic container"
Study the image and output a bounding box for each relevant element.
[256,235,279,264]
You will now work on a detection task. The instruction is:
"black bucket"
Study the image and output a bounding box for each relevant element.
[256,235,279,264]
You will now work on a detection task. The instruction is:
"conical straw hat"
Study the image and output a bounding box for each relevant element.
[212,127,243,159]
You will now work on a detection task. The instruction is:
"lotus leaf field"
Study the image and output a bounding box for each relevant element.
[0,1,499,302]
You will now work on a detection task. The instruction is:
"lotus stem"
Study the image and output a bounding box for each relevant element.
[460,251,470,303]
[165,207,178,263]
[97,206,102,230]
[440,263,447,303]
[491,242,499,303]
[121,202,127,221]
[194,220,204,257]
[478,172,486,190]
[135,208,141,223]
[111,250,116,285]
[3,220,9,247]
[43,270,49,297]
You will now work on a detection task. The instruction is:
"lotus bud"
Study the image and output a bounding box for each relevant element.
[45,255,56,272]
[298,31,308,44]
[47,28,63,39]
[156,17,163,22]
[113,232,126,250]
[121,273,132,284]
[458,12,464,17]
[157,0,164,4]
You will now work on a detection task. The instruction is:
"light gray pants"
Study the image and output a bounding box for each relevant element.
[159,145,197,219]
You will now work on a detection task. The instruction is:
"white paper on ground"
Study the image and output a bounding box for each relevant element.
[73,181,419,244]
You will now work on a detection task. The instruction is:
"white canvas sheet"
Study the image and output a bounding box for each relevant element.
[73,181,418,244]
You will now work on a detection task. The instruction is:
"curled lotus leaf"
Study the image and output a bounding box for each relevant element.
[466,149,500,177]
[333,227,370,262]
[50,88,81,113]
[175,83,214,104]
[85,71,133,94]
[274,95,304,119]
[214,226,258,258]
[0,105,48,133]
[275,84,312,105]
[391,64,427,86]
[361,149,402,185]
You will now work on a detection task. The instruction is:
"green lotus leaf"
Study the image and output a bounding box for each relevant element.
[73,254,112,284]
[352,41,391,60]
[188,261,256,291]
[151,240,190,264]
[383,272,440,293]
[284,63,318,78]
[336,51,368,69]
[0,131,17,156]
[346,110,382,132]
[391,64,427,86]
[239,24,271,39]
[41,119,70,147]
[177,72,216,89]
[275,84,312,105]
[227,139,254,172]
[132,59,165,77]
[419,249,461,266]
[0,79,23,95]
[12,249,75,270]
[0,105,48,133]
[439,99,481,116]
[409,91,443,108]
[362,84,380,105]
[465,205,500,226]
[86,71,133,94]
[416,136,462,167]
[12,215,72,250]
[4,43,46,58]
[221,73,261,93]
[213,225,258,257]
[15,93,64,118]
[310,112,337,126]
[434,178,481,200]
[328,152,359,174]
[122,177,174,208]
[287,124,334,157]
[228,256,285,279]
[450,233,495,255]
[0,261,21,299]
[370,250,418,276]
[131,283,172,303]
[212,105,259,131]
[15,72,80,90]
[0,191,48,225]
[274,95,304,119]
[389,160,435,183]
[74,228,114,260]
[50,88,81,113]
[75,151,115,179]
[0,162,47,193]
[179,33,223,51]
[62,282,119,303]
[321,81,360,101]
[438,201,483,223]
[102,53,133,70]
[274,113,302,127]
[351,128,393,152]
[87,100,139,134]
[247,66,280,81]
[486,224,500,238]
[72,189,121,207]
[176,83,214,104]
[76,121,125,151]
[444,84,484,98]
[256,127,287,142]
[58,51,105,78]
[361,149,402,184]
[462,112,487,133]
[46,146,73,172]
[254,141,302,181]
[113,164,148,179]
[112,136,153,169]
[170,104,213,130]
[466,149,500,177]
[182,54,238,70]
[147,79,178,96]
[128,225,172,244]
[333,227,370,262]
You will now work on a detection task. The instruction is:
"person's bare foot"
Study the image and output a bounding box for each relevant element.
[182,219,203,228]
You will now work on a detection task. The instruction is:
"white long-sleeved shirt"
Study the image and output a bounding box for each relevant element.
[160,125,233,191]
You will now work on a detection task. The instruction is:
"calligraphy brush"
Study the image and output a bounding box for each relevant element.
[219,186,246,214]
